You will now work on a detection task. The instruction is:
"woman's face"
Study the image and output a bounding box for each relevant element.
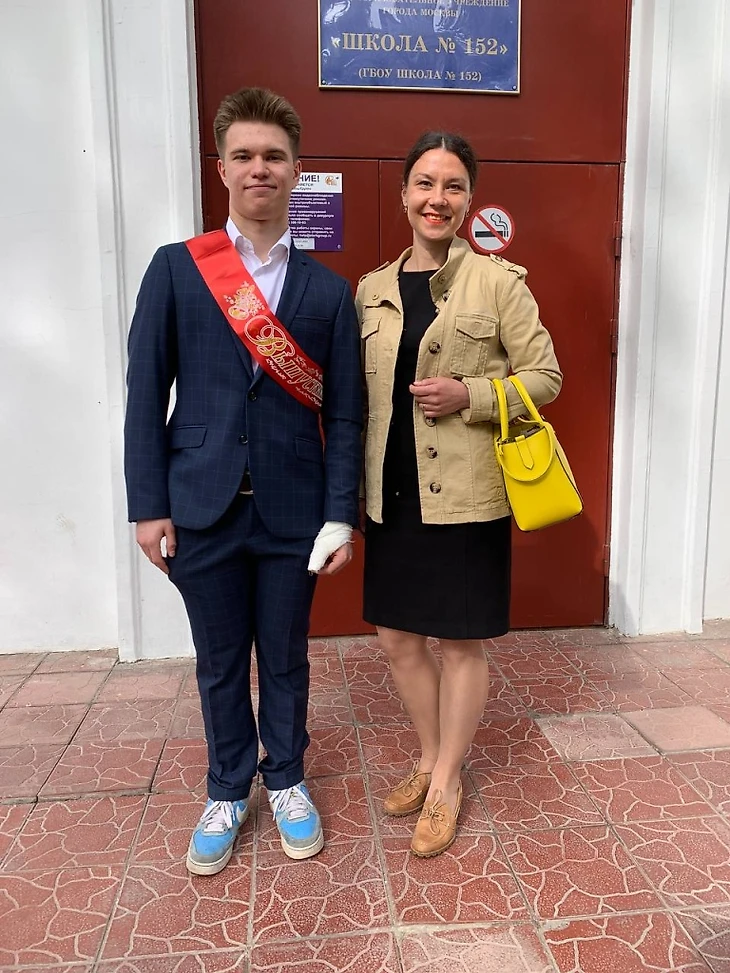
[402,148,473,249]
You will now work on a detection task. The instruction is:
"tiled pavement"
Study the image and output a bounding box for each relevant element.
[2,625,730,971]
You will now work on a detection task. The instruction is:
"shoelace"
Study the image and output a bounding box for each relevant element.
[398,763,429,797]
[269,786,312,822]
[420,791,448,835]
[199,800,235,835]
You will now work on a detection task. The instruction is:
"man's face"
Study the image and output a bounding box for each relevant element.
[218,121,301,226]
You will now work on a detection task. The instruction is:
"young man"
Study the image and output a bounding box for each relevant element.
[124,88,362,874]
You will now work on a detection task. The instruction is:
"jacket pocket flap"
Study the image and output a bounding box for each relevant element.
[169,425,207,449]
[361,316,381,338]
[295,436,323,463]
[454,313,497,339]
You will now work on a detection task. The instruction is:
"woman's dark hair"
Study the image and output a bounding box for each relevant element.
[402,131,478,191]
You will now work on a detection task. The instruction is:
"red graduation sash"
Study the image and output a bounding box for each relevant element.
[185,230,323,412]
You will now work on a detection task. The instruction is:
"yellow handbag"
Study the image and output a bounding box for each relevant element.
[493,376,583,531]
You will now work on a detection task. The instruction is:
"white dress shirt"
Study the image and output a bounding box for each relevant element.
[225,217,291,314]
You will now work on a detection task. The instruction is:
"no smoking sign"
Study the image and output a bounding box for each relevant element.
[468,205,515,255]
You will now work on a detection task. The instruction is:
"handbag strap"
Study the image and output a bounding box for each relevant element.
[494,374,545,438]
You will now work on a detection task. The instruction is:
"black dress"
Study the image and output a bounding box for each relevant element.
[363,268,511,640]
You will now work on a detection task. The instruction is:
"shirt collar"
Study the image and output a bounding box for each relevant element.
[225,217,291,261]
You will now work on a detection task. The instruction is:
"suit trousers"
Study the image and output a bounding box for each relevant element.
[167,493,317,800]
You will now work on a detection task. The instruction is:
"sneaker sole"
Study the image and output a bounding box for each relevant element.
[280,829,325,860]
[186,805,250,876]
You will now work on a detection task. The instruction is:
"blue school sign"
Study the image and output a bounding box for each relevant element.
[319,0,521,94]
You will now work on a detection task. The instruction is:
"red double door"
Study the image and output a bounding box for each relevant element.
[195,0,630,632]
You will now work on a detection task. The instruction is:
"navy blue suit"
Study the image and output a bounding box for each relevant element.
[124,239,362,798]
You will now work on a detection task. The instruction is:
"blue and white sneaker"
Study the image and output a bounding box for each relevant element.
[186,798,249,875]
[268,782,324,860]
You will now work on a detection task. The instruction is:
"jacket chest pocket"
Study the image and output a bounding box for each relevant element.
[361,315,380,374]
[451,313,498,376]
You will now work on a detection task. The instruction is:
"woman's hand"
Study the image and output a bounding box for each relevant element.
[409,377,470,419]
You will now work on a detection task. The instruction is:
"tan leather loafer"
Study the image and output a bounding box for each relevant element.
[410,783,463,858]
[383,764,432,817]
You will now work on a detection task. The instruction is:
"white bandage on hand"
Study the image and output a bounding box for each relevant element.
[307,521,353,573]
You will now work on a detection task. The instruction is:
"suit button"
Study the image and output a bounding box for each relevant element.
[424,416,436,427]
[248,391,257,402]
[429,482,441,493]
[427,447,438,458]
[239,435,248,445]
[428,341,441,354]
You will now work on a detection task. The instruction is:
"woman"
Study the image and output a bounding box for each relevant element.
[356,132,562,857]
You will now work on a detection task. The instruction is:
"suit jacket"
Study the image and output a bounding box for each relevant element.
[124,240,362,537]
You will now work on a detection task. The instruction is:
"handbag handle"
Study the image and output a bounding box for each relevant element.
[493,375,545,438]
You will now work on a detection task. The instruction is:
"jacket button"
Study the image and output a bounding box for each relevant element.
[429,482,441,494]
[248,391,257,402]
[424,416,436,427]
[239,434,248,445]
[438,274,446,284]
[427,447,438,458]
[428,341,441,354]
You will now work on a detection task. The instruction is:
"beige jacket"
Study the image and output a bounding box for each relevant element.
[356,237,562,524]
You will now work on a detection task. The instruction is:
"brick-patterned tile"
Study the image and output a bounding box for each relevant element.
[467,718,561,771]
[307,725,363,777]
[616,816,730,908]
[481,677,528,720]
[488,645,580,681]
[169,696,206,739]
[75,699,176,743]
[627,641,728,670]
[251,933,399,973]
[472,761,604,831]
[132,792,253,864]
[153,739,208,795]
[96,664,187,702]
[400,925,555,973]
[0,866,122,965]
[40,740,164,797]
[103,860,251,958]
[537,713,657,761]
[3,796,146,870]
[502,826,662,919]
[252,839,388,943]
[558,644,656,678]
[0,703,87,746]
[0,743,65,800]
[544,912,710,972]
[590,670,694,712]
[9,671,107,707]
[0,675,24,710]
[383,833,528,925]
[307,690,353,725]
[572,755,715,823]
[661,668,730,706]
[336,635,383,659]
[0,653,43,675]
[677,905,730,973]
[508,676,608,715]
[309,656,346,691]
[670,749,730,815]
[357,724,422,778]
[0,804,31,864]
[35,649,118,673]
[97,954,248,973]
[257,774,373,852]
[624,705,730,752]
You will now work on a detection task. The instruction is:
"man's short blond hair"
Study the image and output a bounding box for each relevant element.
[213,87,302,160]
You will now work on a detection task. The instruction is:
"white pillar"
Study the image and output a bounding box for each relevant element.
[611,0,730,634]
[87,0,201,659]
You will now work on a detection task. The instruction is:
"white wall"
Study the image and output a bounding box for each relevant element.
[611,0,730,633]
[0,2,117,650]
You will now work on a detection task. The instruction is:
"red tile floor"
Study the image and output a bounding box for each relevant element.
[2,624,730,972]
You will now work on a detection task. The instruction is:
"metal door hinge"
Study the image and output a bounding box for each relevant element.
[610,318,618,355]
[603,544,611,577]
[613,221,623,258]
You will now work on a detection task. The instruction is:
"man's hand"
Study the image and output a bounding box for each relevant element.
[136,518,176,574]
[410,377,470,418]
[317,542,353,576]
